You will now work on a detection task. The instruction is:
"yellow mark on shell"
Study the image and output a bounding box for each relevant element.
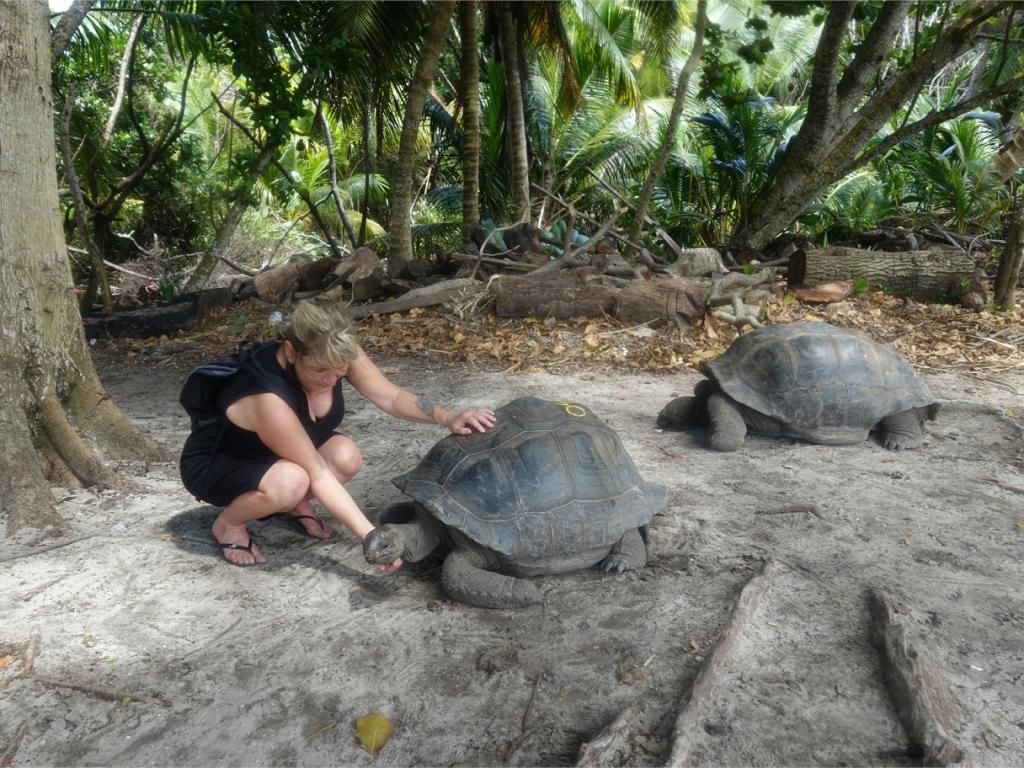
[556,401,587,417]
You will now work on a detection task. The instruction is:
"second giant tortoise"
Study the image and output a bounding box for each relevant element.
[657,322,939,451]
[364,397,667,608]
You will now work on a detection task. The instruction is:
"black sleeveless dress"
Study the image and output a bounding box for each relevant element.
[179,343,345,506]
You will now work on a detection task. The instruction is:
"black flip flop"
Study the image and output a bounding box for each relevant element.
[277,513,333,540]
[218,533,261,567]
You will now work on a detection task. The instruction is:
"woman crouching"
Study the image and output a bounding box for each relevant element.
[179,298,495,568]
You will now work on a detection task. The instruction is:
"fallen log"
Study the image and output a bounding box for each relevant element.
[614,277,707,327]
[346,278,482,320]
[789,246,974,300]
[81,288,233,339]
[453,253,538,273]
[491,270,620,319]
[867,588,965,766]
[251,257,339,300]
[323,247,387,302]
[666,559,778,768]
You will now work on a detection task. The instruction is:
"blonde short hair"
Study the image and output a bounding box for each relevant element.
[275,299,359,369]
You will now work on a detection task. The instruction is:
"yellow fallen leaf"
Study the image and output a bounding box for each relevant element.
[0,654,15,670]
[355,712,394,755]
[160,533,182,542]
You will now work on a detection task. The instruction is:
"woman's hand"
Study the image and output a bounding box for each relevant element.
[447,408,496,435]
[375,557,404,573]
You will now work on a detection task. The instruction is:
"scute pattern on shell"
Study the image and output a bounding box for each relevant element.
[704,322,936,442]
[392,397,666,560]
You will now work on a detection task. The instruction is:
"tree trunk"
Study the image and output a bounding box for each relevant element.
[183,144,276,292]
[0,0,167,538]
[625,0,707,258]
[994,200,1023,309]
[459,1,481,246]
[792,246,975,300]
[386,0,455,275]
[497,1,530,222]
[49,0,95,62]
[732,1,1007,251]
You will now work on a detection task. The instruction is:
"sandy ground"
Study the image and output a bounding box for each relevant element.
[2,350,1023,767]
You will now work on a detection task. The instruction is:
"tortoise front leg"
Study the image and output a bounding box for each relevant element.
[599,528,647,573]
[879,409,924,451]
[707,393,747,451]
[657,380,713,429]
[442,547,542,609]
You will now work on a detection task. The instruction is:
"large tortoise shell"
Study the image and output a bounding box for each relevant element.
[393,397,666,559]
[704,322,935,441]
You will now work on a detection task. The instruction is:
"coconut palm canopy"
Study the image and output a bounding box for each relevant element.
[47,0,1023,292]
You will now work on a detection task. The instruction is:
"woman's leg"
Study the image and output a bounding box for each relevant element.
[288,435,364,538]
[213,460,310,565]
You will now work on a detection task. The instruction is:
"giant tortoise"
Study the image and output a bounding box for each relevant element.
[363,397,667,608]
[657,321,939,451]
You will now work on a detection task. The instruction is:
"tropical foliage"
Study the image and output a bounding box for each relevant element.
[50,0,1024,292]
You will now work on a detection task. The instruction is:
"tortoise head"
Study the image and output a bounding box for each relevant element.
[363,525,406,565]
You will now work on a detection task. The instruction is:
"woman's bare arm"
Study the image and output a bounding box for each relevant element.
[345,347,494,433]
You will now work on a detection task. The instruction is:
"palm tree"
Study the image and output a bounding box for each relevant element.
[459,1,481,245]
[626,0,707,255]
[386,0,455,274]
[497,1,531,221]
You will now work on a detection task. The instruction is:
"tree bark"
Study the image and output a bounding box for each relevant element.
[386,0,455,274]
[0,0,166,538]
[994,200,1023,310]
[497,1,530,222]
[793,246,975,300]
[615,277,708,326]
[492,271,620,319]
[459,1,481,246]
[49,0,94,63]
[625,0,706,259]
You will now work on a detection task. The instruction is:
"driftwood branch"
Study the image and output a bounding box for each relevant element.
[575,706,645,768]
[666,559,778,767]
[347,278,482,320]
[586,170,683,258]
[0,720,28,768]
[530,206,625,275]
[530,183,655,259]
[504,673,543,761]
[867,588,965,766]
[454,253,537,272]
[709,271,774,330]
[31,675,169,707]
